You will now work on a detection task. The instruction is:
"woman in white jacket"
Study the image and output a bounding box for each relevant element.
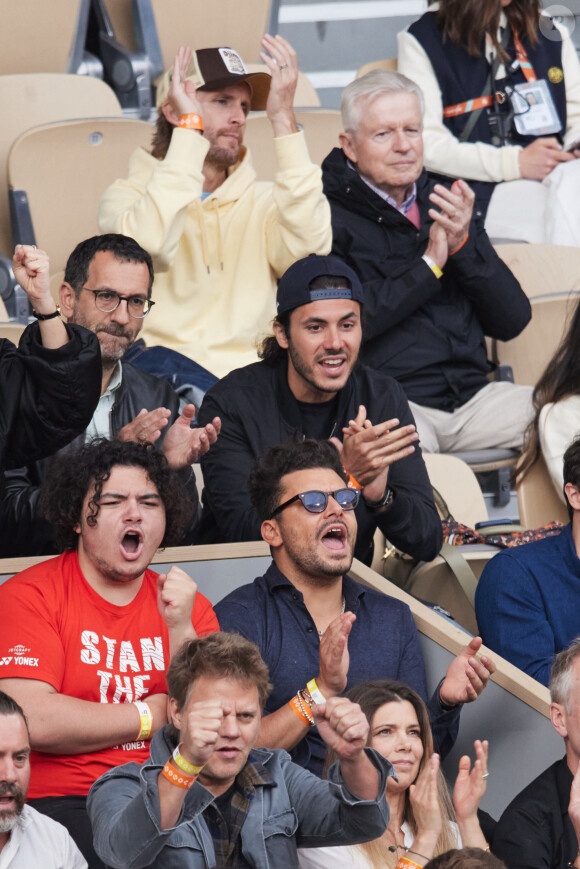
[398,0,580,245]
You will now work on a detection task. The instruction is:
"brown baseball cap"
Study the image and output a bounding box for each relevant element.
[156,47,271,110]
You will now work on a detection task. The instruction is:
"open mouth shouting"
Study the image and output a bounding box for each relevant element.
[320,521,350,553]
[120,528,144,561]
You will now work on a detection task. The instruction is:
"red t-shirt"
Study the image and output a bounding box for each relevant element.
[0,550,219,798]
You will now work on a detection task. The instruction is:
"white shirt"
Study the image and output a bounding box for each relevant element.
[84,362,123,442]
[0,804,87,869]
[298,820,461,868]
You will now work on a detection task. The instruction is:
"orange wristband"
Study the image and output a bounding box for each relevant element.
[161,761,197,789]
[345,471,363,490]
[396,858,423,869]
[450,233,469,255]
[178,113,203,131]
[289,694,314,726]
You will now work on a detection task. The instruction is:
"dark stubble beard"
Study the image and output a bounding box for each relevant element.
[205,144,241,169]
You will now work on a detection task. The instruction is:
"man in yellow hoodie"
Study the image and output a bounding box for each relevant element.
[99,36,332,382]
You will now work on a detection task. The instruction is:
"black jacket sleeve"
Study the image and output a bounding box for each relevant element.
[1,322,101,470]
[332,210,530,345]
[198,388,263,544]
[332,216,444,340]
[444,222,531,341]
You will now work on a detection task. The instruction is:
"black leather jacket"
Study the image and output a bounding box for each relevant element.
[0,361,200,557]
[0,321,100,473]
[322,150,532,411]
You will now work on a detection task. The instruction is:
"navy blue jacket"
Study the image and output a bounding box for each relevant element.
[475,524,577,686]
[322,151,531,410]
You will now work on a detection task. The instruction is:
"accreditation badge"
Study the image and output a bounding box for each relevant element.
[510,79,562,136]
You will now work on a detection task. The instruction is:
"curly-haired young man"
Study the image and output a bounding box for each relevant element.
[0,439,219,869]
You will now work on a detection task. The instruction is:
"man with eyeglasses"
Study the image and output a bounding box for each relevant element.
[0,234,220,557]
[215,437,496,777]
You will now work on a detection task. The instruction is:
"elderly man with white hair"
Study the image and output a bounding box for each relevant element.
[321,69,533,454]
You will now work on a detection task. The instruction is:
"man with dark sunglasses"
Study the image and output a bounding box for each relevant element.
[216,437,496,777]
[0,234,221,557]
[199,253,442,566]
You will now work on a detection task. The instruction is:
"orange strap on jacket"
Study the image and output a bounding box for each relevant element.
[444,95,494,118]
[443,29,537,118]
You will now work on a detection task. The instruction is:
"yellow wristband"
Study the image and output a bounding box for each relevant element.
[306,678,326,705]
[135,701,152,740]
[422,253,443,279]
[173,745,204,776]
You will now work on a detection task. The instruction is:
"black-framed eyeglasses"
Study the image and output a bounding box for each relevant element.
[270,488,360,518]
[81,288,155,319]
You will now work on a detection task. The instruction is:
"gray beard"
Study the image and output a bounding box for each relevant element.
[0,814,18,834]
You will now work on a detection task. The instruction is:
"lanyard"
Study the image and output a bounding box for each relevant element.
[444,95,493,118]
[513,32,538,82]
[443,28,538,118]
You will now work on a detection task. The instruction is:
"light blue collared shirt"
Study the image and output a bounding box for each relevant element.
[84,362,123,442]
[347,159,417,216]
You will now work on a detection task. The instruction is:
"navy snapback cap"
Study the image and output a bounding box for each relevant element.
[276,254,364,315]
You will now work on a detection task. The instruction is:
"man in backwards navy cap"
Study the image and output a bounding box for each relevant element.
[99,38,331,386]
[198,253,442,566]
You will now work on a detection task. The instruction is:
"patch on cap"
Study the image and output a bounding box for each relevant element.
[218,48,247,76]
[310,288,353,302]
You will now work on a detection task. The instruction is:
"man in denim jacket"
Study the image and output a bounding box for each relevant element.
[88,632,391,869]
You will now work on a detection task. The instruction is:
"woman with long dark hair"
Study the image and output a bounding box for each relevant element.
[298,681,489,868]
[518,296,580,497]
[398,0,580,245]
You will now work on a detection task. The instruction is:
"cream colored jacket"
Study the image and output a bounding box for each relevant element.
[98,128,331,378]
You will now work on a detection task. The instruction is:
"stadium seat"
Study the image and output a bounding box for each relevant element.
[423,453,489,528]
[494,243,580,301]
[494,294,580,387]
[244,109,342,181]
[133,0,276,87]
[0,323,25,342]
[0,74,122,259]
[0,0,91,76]
[356,58,398,78]
[517,453,569,528]
[8,118,152,277]
[373,453,495,631]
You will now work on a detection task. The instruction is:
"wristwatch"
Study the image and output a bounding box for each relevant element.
[33,307,60,320]
[364,487,395,512]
